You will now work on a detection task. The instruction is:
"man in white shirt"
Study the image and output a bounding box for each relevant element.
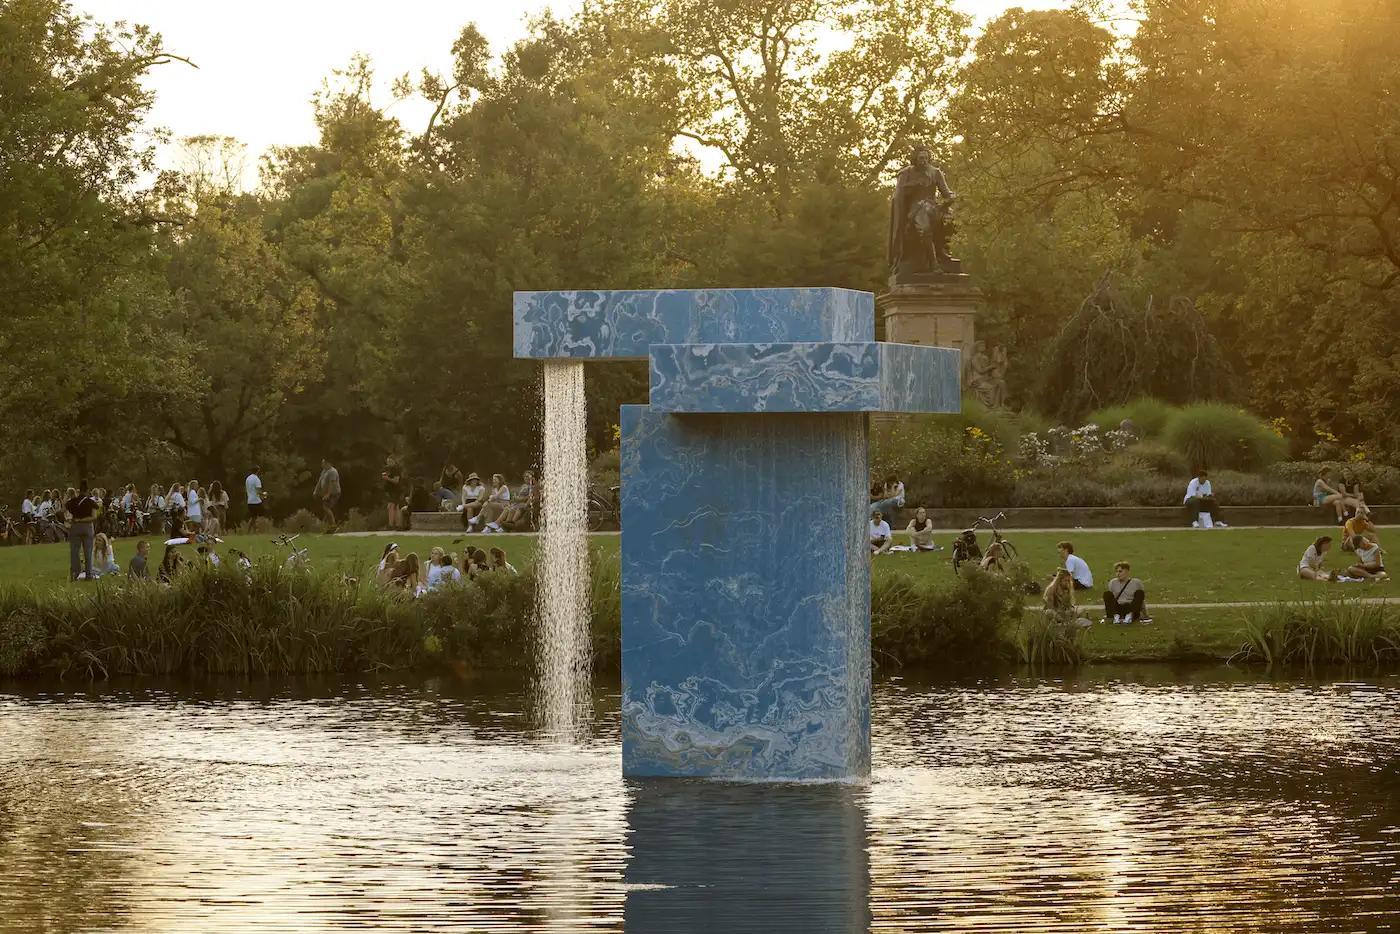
[869,511,893,555]
[1183,469,1227,528]
[20,491,35,544]
[1058,541,1093,591]
[246,466,266,525]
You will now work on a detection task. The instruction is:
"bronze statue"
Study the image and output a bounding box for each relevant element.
[888,145,959,283]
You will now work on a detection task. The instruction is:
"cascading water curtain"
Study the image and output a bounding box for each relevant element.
[536,360,593,739]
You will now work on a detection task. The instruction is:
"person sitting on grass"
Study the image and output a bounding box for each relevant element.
[158,545,185,584]
[1314,467,1360,524]
[464,547,489,578]
[1043,569,1078,622]
[1184,469,1228,528]
[92,533,119,578]
[980,541,1009,574]
[1102,561,1152,625]
[1347,535,1388,581]
[869,511,893,555]
[1342,506,1378,552]
[426,553,462,590]
[376,543,401,584]
[128,540,151,580]
[1298,536,1334,582]
[904,507,938,553]
[1058,541,1093,591]
[489,546,519,575]
[388,552,420,592]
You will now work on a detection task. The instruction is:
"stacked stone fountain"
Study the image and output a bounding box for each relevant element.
[515,288,960,781]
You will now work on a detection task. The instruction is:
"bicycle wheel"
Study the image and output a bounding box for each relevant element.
[1000,539,1019,563]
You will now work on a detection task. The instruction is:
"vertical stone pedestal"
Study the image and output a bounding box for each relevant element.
[877,276,982,379]
[620,406,871,781]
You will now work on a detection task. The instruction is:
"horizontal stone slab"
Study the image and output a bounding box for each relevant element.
[647,342,960,414]
[514,288,873,359]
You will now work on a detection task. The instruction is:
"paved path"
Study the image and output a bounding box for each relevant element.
[334,527,1328,538]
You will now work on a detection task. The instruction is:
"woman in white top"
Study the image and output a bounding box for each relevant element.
[1297,536,1333,581]
[468,474,512,532]
[186,480,204,528]
[92,533,120,577]
[1346,535,1388,581]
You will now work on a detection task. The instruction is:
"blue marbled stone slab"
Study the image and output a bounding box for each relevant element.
[513,289,873,359]
[620,404,871,781]
[648,341,961,414]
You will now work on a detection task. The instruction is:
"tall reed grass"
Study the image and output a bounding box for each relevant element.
[0,560,618,679]
[1238,598,1400,668]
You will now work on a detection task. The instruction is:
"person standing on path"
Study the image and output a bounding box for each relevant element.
[245,465,266,528]
[314,459,341,531]
[382,456,402,530]
[65,481,100,580]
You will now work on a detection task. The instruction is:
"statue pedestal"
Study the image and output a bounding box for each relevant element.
[876,276,982,377]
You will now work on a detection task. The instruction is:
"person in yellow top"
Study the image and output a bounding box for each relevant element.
[1342,506,1379,552]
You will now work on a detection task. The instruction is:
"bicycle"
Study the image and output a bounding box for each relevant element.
[0,508,23,546]
[587,485,621,532]
[951,511,1019,573]
[273,532,311,569]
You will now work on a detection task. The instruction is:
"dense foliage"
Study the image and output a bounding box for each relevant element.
[4,0,1398,510]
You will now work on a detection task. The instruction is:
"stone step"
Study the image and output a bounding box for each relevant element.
[408,511,466,532]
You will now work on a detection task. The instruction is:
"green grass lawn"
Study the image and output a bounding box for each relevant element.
[870,527,1380,605]
[2,526,1383,664]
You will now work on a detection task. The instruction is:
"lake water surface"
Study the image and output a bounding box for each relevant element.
[2,667,1398,932]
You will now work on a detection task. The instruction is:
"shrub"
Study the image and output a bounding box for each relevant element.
[1087,397,1173,437]
[282,509,325,535]
[0,607,46,676]
[875,417,1017,507]
[1130,441,1189,476]
[871,566,1023,667]
[1210,470,1309,506]
[337,508,373,533]
[1013,615,1085,666]
[1162,404,1287,472]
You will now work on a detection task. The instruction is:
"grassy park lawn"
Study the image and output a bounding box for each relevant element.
[1,526,1383,665]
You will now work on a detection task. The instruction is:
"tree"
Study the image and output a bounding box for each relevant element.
[0,0,190,483]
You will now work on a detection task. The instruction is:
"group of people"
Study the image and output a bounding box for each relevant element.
[374,541,518,595]
[1298,511,1387,582]
[18,480,234,545]
[380,459,536,534]
[1040,542,1152,626]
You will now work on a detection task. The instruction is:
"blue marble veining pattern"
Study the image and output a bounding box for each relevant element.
[620,404,871,781]
[878,342,962,414]
[513,289,874,359]
[648,341,961,413]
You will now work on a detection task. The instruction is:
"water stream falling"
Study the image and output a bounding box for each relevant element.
[536,360,593,738]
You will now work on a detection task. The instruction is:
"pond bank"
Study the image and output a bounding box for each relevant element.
[1,563,1397,678]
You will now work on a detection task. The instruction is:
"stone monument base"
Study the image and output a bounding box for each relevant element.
[876,276,981,376]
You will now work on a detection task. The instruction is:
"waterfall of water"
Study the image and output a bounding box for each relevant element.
[536,360,593,738]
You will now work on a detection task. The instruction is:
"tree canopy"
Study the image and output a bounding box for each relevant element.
[4,0,1397,508]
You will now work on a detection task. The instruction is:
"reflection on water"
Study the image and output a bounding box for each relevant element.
[1,668,1397,932]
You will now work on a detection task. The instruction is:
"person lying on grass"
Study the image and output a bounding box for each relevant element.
[1347,535,1388,581]
[1102,561,1152,625]
[1298,536,1335,582]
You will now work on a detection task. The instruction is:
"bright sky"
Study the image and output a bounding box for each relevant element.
[76,0,1074,182]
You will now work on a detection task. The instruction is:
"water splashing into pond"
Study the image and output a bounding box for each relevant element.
[536,360,593,739]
